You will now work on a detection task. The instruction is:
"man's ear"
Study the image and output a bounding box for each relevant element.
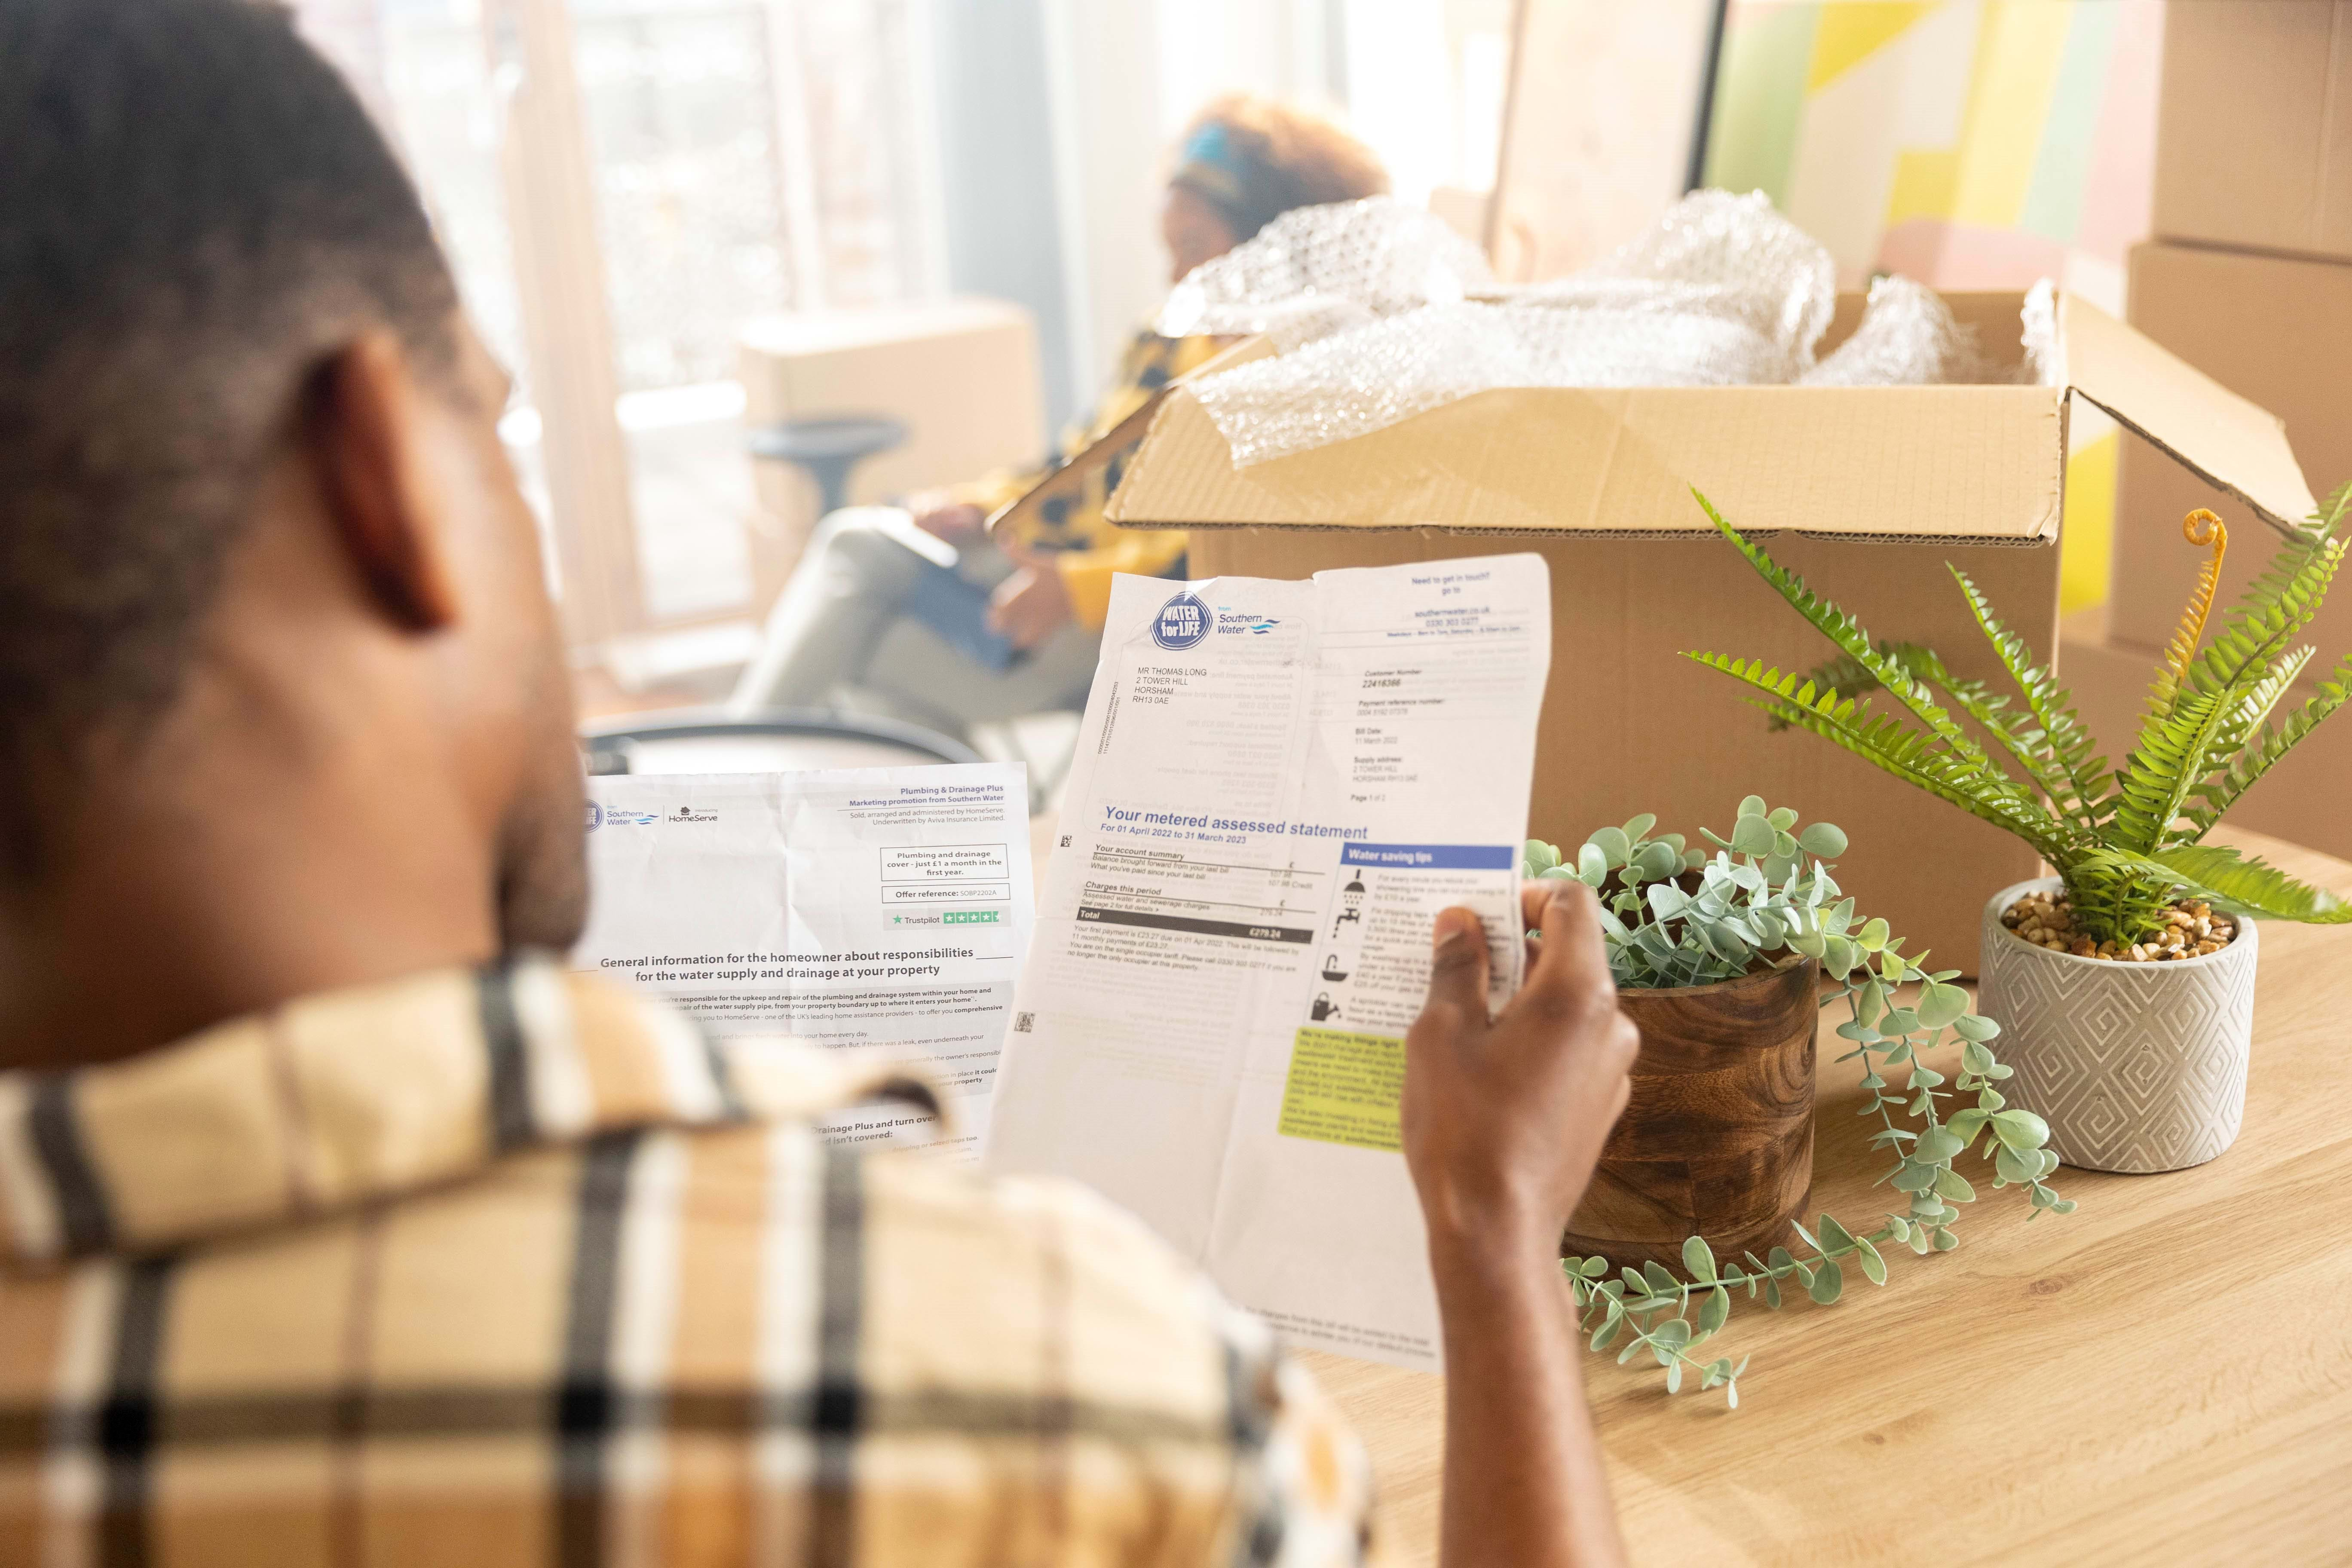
[304,332,461,633]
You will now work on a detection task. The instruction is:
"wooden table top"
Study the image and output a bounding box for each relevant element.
[1300,825,2352,1566]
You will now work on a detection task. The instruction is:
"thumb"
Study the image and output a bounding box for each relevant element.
[1424,907,1491,1019]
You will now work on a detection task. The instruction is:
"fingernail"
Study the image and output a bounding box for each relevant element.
[1432,910,1473,950]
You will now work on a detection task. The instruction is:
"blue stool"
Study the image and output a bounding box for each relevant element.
[745,414,909,516]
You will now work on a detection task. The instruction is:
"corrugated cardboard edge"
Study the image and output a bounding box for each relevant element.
[2055,293,2318,536]
[1109,378,2062,544]
[984,335,1272,541]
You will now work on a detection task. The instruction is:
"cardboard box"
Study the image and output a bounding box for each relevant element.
[2154,0,2352,263]
[1104,292,2315,974]
[2110,240,2352,654]
[737,298,1045,609]
[2060,611,2351,863]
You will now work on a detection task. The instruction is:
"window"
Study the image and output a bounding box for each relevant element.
[305,0,941,646]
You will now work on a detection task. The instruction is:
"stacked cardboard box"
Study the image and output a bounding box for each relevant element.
[2145,0,2351,263]
[2083,0,2352,857]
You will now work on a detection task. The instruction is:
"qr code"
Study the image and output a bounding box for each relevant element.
[1014,1012,1035,1034]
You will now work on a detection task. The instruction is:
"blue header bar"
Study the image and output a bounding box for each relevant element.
[1340,842,1516,870]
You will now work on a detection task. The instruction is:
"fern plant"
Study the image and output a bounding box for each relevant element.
[1685,484,2352,948]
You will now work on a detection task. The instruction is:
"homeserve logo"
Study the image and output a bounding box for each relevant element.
[670,803,719,824]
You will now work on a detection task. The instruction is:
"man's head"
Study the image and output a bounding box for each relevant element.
[0,0,587,1054]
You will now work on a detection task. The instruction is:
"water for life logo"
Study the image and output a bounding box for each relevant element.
[1152,590,1211,650]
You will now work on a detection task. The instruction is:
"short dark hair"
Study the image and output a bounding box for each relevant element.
[0,0,460,859]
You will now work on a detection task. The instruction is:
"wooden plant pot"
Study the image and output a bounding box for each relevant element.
[1560,957,1818,1271]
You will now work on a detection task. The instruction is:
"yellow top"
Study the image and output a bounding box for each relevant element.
[960,329,1228,629]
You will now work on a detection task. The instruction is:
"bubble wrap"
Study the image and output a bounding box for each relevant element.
[1561,188,1837,370]
[1802,275,1984,386]
[1156,196,1494,349]
[2018,279,2058,387]
[1178,189,2057,467]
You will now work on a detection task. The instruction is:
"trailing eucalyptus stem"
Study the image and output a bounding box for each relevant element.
[1526,796,2071,1408]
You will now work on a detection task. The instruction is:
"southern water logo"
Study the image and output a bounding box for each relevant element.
[1217,612,1278,635]
[585,800,658,832]
[1152,590,1211,650]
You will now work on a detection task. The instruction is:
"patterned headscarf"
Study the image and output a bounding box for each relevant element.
[1168,121,1297,245]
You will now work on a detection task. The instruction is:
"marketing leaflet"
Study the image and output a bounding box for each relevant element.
[572,763,1033,1158]
[985,556,1550,1369]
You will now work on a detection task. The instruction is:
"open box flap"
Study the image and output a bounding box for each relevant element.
[2056,293,2317,535]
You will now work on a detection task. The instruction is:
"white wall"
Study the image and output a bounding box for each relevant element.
[1155,0,1346,139]
[1039,0,1165,412]
[927,0,1078,430]
[1343,0,1514,205]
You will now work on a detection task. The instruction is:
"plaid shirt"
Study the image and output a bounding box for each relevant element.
[0,959,1379,1566]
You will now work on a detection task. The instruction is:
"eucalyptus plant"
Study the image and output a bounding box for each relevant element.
[1522,801,1850,988]
[1525,796,2070,1409]
[1684,484,2352,947]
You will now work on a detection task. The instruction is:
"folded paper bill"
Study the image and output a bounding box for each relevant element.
[572,764,1035,1159]
[986,556,1551,1369]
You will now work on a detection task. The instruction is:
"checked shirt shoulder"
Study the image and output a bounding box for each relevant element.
[0,959,1380,1567]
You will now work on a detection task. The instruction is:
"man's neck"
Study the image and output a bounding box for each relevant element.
[0,723,501,1075]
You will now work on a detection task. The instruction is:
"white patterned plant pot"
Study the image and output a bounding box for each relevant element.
[1977,877,2258,1174]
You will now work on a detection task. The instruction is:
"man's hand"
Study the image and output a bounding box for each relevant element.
[1403,880,1638,1255]
[986,546,1076,650]
[906,490,986,545]
[1406,879,1636,1568]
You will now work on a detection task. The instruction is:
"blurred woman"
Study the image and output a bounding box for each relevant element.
[728,94,1387,736]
